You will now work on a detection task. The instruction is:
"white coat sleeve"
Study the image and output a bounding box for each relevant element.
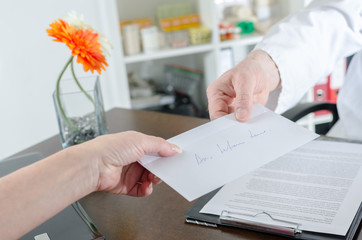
[254,0,362,113]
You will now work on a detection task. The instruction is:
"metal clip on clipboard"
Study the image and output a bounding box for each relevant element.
[219,210,302,236]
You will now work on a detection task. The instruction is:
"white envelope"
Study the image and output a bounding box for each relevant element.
[139,104,319,201]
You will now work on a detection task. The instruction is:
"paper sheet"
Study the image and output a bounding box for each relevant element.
[201,140,362,236]
[139,104,318,201]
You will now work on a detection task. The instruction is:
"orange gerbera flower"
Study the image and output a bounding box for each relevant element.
[46,19,107,74]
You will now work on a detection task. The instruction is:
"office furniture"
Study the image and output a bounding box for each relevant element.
[13,108,362,240]
[282,102,339,134]
[115,0,309,109]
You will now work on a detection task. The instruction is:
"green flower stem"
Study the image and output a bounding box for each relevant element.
[71,60,94,105]
[56,56,77,131]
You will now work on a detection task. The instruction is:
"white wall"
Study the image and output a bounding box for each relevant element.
[0,0,130,160]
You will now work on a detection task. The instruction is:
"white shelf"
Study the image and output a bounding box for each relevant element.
[123,34,263,65]
[124,43,214,64]
[219,33,264,49]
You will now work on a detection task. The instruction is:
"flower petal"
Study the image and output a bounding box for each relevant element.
[46,19,108,74]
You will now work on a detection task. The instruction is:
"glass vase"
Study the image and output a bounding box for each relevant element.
[53,75,108,148]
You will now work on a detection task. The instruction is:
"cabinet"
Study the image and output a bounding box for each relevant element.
[111,0,311,115]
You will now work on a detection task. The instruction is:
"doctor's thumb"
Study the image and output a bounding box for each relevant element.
[234,95,252,122]
[235,107,250,122]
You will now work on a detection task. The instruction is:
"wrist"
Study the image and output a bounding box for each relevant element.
[250,50,281,91]
[63,143,100,194]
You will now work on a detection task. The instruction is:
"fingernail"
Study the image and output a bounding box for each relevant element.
[148,182,153,189]
[171,144,182,153]
[236,108,248,121]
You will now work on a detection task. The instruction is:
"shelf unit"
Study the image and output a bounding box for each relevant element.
[218,32,263,49]
[123,43,214,64]
[112,0,311,113]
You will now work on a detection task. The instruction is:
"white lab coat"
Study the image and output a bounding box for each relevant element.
[254,0,362,140]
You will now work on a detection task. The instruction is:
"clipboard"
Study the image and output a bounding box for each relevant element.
[184,188,362,240]
[1,152,105,240]
[184,137,362,240]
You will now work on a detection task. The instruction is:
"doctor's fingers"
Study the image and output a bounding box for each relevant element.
[207,72,237,120]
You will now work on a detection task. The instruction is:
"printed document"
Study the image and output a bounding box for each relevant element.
[139,104,318,201]
[201,140,362,236]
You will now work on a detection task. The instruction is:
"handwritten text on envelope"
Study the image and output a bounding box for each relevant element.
[139,105,319,201]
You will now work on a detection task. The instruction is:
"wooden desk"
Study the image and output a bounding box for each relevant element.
[17,108,362,240]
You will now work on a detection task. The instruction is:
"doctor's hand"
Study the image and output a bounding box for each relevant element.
[207,50,281,122]
[80,131,181,197]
